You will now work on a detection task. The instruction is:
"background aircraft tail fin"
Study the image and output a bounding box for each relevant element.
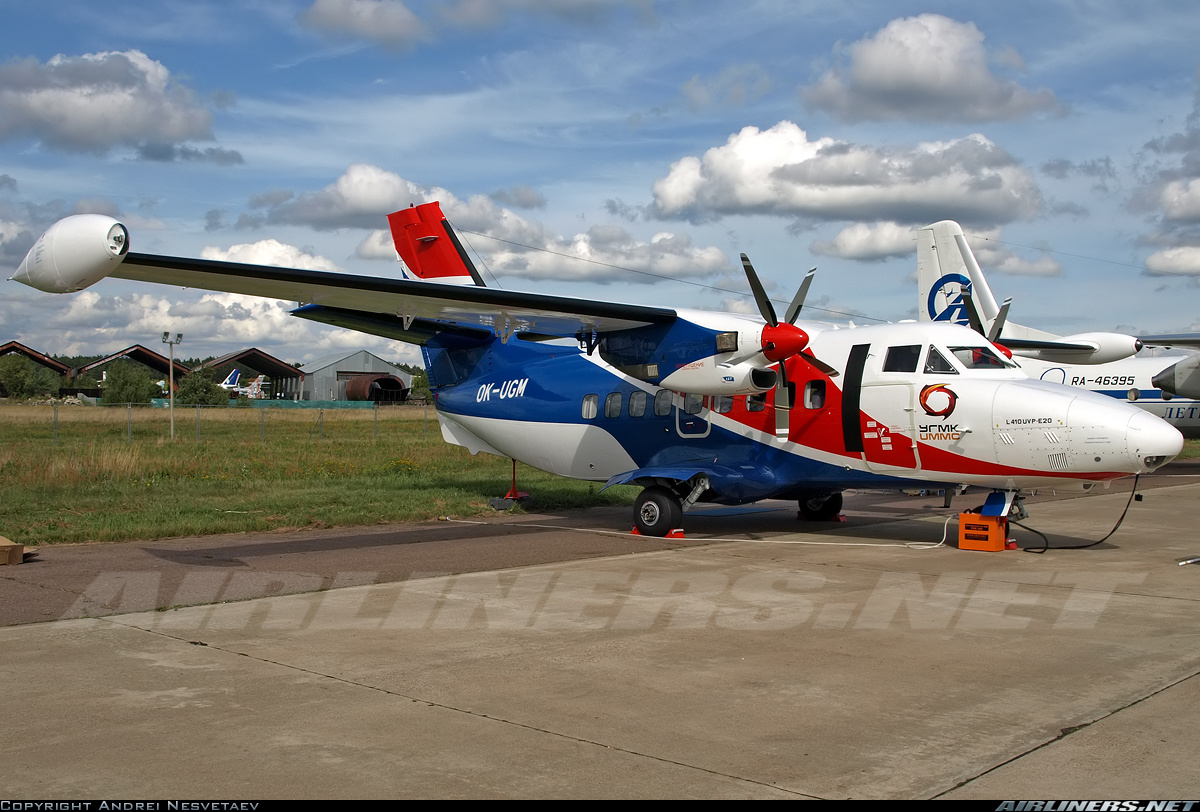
[387,202,486,287]
[916,220,1002,326]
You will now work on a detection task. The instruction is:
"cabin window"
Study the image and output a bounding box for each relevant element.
[949,346,1011,370]
[804,380,826,409]
[684,393,704,415]
[883,345,921,372]
[654,389,673,416]
[629,390,647,417]
[604,392,623,418]
[582,393,599,419]
[714,395,733,414]
[746,393,766,412]
[924,347,958,374]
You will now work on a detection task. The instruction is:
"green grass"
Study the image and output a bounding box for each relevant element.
[1176,438,1200,461]
[0,403,637,545]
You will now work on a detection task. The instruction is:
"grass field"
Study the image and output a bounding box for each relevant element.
[0,403,639,545]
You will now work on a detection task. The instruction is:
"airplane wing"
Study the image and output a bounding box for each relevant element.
[111,252,676,344]
[1135,333,1200,348]
[12,210,805,398]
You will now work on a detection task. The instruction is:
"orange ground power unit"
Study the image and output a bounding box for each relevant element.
[958,514,1008,552]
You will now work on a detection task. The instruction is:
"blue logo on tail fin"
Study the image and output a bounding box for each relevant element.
[927,273,972,325]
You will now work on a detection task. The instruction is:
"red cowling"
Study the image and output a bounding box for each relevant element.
[761,323,809,362]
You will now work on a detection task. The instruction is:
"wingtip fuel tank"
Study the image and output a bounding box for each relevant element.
[11,214,129,293]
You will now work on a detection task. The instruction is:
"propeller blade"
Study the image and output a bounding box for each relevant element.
[776,361,792,411]
[988,297,1012,343]
[784,268,816,324]
[800,351,840,377]
[960,285,986,336]
[741,253,778,327]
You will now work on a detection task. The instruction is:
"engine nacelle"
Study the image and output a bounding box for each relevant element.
[1027,332,1143,365]
[658,359,777,396]
[1152,354,1200,399]
[11,215,129,293]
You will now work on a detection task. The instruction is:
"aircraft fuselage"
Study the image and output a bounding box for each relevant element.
[426,320,1182,506]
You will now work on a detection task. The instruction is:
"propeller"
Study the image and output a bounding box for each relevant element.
[959,284,1014,352]
[739,254,839,411]
[988,297,1012,344]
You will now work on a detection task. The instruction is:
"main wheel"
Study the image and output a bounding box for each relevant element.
[634,486,683,536]
[798,492,843,521]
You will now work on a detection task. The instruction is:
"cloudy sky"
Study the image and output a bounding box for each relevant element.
[2,0,1199,365]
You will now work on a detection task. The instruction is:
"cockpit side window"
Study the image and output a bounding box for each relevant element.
[924,346,958,374]
[883,344,922,372]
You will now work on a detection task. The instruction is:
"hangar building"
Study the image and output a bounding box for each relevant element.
[298,350,412,403]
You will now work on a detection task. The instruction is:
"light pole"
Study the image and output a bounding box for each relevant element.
[162,332,183,439]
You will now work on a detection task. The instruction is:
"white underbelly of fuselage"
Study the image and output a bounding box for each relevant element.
[437,412,636,481]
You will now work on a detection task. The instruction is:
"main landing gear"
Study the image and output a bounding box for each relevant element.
[632,476,710,537]
[634,487,683,536]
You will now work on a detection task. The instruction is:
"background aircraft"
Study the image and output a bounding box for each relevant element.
[918,220,1200,438]
[9,207,1182,535]
[218,369,241,392]
[217,368,266,399]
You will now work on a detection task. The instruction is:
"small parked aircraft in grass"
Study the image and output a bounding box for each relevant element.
[9,205,1183,535]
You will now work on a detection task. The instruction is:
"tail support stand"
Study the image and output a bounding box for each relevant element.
[489,459,534,511]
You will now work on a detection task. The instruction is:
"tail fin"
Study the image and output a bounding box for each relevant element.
[387,202,485,287]
[916,220,1001,325]
[221,369,240,388]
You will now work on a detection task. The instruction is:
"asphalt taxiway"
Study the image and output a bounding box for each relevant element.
[2,465,1199,799]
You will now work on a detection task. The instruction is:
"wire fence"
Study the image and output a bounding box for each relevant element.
[12,401,435,446]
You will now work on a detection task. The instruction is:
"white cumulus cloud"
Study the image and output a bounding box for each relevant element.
[1146,246,1200,276]
[0,50,216,153]
[651,121,1043,226]
[802,14,1058,122]
[200,240,344,272]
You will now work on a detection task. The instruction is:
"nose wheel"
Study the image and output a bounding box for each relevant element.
[634,486,683,536]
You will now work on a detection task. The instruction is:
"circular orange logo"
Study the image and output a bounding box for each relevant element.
[919,383,958,418]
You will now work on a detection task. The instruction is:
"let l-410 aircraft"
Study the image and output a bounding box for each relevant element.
[918,219,1200,438]
[9,204,1184,535]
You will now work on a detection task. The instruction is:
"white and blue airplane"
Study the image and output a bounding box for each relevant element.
[917,220,1200,437]
[9,205,1183,535]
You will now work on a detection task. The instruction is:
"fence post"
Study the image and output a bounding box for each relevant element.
[53,402,59,446]
[374,402,378,441]
[127,403,132,442]
[318,408,323,439]
[196,405,201,442]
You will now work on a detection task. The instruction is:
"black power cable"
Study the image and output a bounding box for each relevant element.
[1015,474,1141,554]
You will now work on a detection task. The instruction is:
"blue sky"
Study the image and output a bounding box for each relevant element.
[2,0,1200,365]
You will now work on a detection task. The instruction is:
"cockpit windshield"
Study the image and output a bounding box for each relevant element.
[948,346,1016,370]
[924,344,1016,374]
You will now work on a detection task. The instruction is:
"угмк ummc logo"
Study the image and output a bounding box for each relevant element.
[920,383,958,418]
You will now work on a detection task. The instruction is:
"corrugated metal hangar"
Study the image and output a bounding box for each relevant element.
[299,350,412,403]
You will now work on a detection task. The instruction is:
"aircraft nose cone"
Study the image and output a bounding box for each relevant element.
[1127,409,1183,473]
